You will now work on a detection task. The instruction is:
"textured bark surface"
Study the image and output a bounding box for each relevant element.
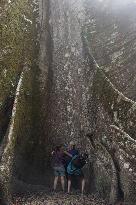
[0,0,136,205]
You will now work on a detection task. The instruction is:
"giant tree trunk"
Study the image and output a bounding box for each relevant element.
[0,1,136,205]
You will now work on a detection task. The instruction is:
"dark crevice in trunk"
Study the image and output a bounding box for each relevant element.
[44,0,54,144]
[0,96,14,145]
[35,0,53,175]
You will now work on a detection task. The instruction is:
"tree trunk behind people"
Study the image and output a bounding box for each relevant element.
[0,1,136,204]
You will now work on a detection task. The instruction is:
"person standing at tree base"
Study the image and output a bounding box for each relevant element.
[51,145,65,192]
[67,153,88,194]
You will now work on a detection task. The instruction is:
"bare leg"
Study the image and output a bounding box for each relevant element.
[81,178,85,194]
[53,176,58,191]
[67,179,71,193]
[61,176,65,191]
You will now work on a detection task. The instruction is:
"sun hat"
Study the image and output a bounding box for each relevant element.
[69,141,75,146]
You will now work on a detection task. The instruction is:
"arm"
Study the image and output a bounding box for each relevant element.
[63,150,72,158]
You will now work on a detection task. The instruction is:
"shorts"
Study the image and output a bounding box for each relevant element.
[54,166,65,176]
[68,170,84,180]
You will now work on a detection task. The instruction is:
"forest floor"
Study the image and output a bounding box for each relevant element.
[12,191,108,205]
